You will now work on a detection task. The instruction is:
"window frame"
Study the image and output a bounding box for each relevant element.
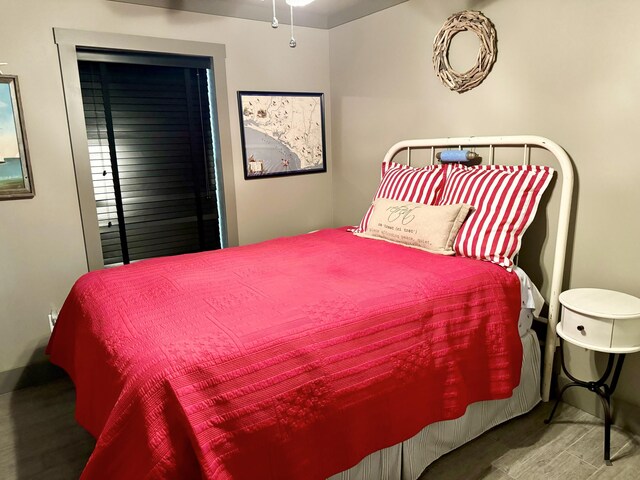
[55,28,238,270]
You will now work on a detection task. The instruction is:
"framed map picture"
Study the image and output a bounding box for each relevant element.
[237,91,326,179]
[0,75,33,199]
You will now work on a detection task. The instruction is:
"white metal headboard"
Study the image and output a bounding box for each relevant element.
[382,135,574,402]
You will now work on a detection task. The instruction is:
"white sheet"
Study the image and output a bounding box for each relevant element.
[513,266,544,337]
[514,266,545,316]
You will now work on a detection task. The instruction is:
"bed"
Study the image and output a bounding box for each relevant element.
[47,135,574,480]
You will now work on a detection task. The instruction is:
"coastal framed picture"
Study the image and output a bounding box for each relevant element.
[0,75,33,199]
[237,91,326,179]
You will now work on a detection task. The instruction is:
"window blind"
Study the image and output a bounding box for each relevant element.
[78,58,220,267]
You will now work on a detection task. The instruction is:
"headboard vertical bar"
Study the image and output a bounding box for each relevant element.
[542,163,574,401]
[523,145,531,165]
[407,147,411,167]
[489,145,495,165]
[430,147,435,165]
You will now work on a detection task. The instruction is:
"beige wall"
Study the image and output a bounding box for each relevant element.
[0,0,331,375]
[329,0,640,430]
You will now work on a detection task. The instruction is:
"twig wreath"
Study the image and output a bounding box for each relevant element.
[433,10,497,93]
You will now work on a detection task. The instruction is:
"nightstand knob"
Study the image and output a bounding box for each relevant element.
[577,325,585,332]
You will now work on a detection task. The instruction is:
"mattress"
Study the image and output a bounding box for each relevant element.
[330,329,541,480]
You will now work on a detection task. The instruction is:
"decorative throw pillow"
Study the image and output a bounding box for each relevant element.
[438,164,555,269]
[354,162,445,234]
[355,198,473,255]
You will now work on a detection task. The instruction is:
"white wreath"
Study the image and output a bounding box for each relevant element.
[433,10,497,93]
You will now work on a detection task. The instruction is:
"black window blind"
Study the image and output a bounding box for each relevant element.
[78,57,221,267]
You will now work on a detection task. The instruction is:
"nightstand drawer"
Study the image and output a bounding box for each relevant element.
[561,307,613,347]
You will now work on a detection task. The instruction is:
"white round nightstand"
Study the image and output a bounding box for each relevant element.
[557,288,640,353]
[545,288,640,466]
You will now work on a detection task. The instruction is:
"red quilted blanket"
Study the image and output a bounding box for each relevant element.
[47,228,522,480]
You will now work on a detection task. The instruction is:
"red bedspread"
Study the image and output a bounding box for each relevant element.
[47,228,522,480]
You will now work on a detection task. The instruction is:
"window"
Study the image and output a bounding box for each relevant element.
[78,51,221,266]
[55,30,237,271]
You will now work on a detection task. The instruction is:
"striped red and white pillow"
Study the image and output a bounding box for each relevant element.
[354,162,445,233]
[438,164,555,269]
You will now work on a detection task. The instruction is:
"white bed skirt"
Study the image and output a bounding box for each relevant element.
[329,329,541,480]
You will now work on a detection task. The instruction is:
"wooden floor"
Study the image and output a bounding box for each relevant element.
[0,378,638,479]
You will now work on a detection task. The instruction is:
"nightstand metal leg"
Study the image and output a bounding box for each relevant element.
[608,354,626,395]
[595,388,613,466]
[544,383,579,424]
[545,338,627,466]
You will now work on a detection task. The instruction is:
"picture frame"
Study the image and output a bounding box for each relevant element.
[237,91,326,179]
[0,75,33,199]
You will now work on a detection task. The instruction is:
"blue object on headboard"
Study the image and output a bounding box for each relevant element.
[436,150,478,162]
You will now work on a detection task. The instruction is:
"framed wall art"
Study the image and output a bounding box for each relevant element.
[237,91,326,179]
[0,75,33,199]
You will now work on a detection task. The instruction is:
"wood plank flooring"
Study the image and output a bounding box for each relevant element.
[419,393,639,480]
[0,378,638,479]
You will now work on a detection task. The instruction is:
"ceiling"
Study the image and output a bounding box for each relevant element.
[110,0,409,29]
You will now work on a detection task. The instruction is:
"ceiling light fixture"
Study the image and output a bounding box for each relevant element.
[285,0,315,5]
[265,0,316,48]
